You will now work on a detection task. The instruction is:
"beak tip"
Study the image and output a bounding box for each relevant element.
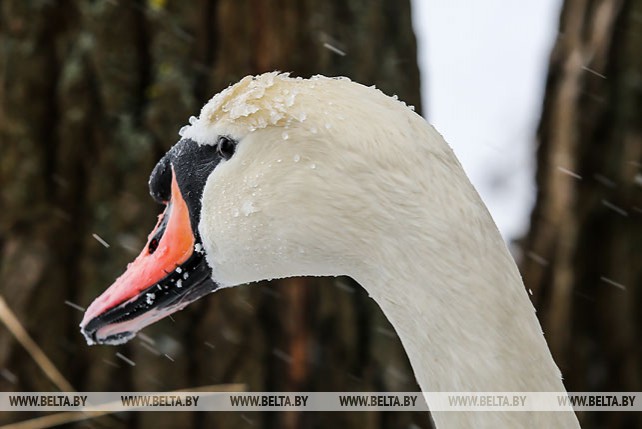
[79,324,97,346]
[79,320,138,346]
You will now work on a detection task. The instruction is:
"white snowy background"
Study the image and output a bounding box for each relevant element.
[411,0,562,240]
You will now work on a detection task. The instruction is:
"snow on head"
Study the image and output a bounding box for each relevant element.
[179,72,416,146]
[181,72,308,145]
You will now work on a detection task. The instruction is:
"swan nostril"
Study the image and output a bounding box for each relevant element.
[148,238,159,254]
[148,203,171,254]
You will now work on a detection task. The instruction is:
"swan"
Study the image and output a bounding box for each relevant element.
[80,72,580,428]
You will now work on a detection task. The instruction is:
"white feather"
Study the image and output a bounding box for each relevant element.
[191,73,579,428]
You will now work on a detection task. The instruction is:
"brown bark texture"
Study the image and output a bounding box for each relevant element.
[521,1,642,428]
[0,1,428,429]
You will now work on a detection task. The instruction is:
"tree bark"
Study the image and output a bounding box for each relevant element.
[522,1,642,428]
[0,1,428,428]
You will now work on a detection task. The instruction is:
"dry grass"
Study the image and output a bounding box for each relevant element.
[0,296,75,392]
[0,295,245,429]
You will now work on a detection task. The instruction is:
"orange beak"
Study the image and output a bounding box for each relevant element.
[80,168,215,345]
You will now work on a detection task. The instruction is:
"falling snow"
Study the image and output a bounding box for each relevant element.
[557,166,582,179]
[602,199,628,217]
[139,341,161,356]
[600,276,626,291]
[92,233,110,248]
[138,332,156,344]
[322,42,346,56]
[595,174,616,188]
[0,368,17,384]
[101,359,119,368]
[64,300,85,312]
[240,415,254,425]
[272,348,293,364]
[581,65,607,79]
[115,352,136,367]
[527,251,549,266]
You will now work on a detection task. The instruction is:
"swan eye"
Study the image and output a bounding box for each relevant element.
[216,136,236,160]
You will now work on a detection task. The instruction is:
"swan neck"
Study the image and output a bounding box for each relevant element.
[353,227,580,428]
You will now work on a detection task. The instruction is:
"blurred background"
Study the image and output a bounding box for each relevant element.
[0,0,640,428]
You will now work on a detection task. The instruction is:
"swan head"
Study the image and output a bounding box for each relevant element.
[81,72,450,345]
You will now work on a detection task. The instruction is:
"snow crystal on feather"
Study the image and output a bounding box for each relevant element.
[180,72,314,145]
[179,72,416,146]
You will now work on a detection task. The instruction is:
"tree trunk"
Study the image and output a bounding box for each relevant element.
[522,1,642,428]
[0,1,428,428]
